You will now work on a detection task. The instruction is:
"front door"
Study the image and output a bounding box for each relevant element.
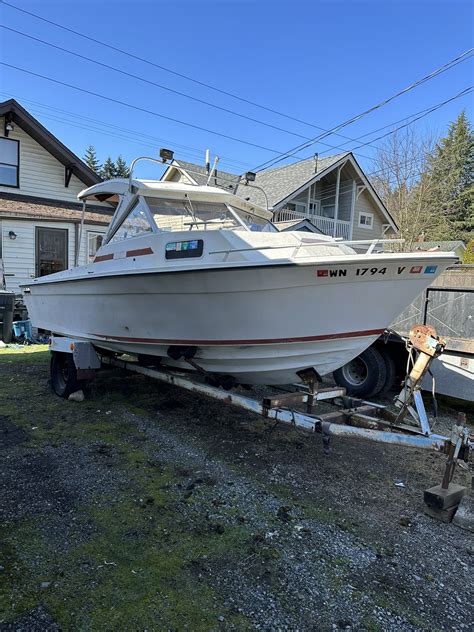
[35,227,68,277]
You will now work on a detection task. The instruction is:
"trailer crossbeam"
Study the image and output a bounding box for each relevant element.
[102,356,454,453]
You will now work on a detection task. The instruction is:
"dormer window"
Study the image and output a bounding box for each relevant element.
[0,137,19,187]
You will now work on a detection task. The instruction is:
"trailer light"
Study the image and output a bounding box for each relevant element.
[8,231,17,240]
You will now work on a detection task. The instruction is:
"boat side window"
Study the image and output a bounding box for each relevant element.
[144,197,241,232]
[233,209,277,232]
[109,199,154,242]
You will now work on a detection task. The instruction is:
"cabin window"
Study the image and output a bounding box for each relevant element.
[145,198,241,232]
[35,227,68,277]
[87,231,104,262]
[358,212,374,229]
[0,138,19,188]
[110,200,153,242]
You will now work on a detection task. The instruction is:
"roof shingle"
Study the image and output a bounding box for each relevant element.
[0,193,114,225]
[173,154,348,209]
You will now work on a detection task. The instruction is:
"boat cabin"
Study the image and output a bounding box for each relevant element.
[79,179,277,245]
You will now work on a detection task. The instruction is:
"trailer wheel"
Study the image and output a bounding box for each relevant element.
[50,351,82,398]
[333,347,387,398]
[378,346,397,393]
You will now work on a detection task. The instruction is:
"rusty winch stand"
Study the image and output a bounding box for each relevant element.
[262,324,472,517]
[264,325,468,442]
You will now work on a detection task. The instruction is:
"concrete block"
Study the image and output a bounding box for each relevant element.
[424,503,458,523]
[453,495,474,533]
[424,483,466,510]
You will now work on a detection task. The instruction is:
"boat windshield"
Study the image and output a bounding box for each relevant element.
[144,197,276,233]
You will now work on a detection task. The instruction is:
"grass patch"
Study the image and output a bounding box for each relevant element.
[0,352,252,629]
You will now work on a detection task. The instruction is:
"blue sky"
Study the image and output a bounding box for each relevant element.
[1,0,473,180]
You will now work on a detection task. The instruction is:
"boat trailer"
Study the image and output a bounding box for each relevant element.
[49,324,472,460]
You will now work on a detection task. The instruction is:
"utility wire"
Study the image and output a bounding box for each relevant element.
[0,0,420,144]
[0,61,287,154]
[0,92,254,170]
[0,24,313,141]
[298,86,473,162]
[5,22,470,165]
[0,25,385,161]
[253,49,474,171]
[317,97,472,157]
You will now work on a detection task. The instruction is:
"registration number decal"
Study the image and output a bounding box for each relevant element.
[315,265,438,279]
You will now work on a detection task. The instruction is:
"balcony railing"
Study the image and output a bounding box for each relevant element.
[274,209,351,240]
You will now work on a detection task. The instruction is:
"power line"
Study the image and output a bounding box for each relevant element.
[267,86,473,173]
[0,0,418,145]
[0,25,385,162]
[0,92,254,170]
[0,24,312,142]
[330,87,474,157]
[1,61,287,155]
[253,48,474,171]
[317,98,469,158]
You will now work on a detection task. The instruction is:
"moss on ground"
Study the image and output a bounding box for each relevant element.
[0,349,251,630]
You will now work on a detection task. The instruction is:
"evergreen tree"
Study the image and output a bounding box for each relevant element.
[100,156,117,180]
[83,145,102,175]
[426,111,474,241]
[114,155,130,177]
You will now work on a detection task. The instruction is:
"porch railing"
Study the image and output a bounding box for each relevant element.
[274,209,351,240]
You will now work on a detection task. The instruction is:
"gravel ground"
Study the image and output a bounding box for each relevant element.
[0,348,473,631]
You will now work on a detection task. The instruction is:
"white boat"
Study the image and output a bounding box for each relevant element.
[23,167,458,385]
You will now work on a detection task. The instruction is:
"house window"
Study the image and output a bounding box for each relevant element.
[87,232,104,262]
[36,227,68,277]
[358,212,374,229]
[110,200,153,242]
[0,138,19,188]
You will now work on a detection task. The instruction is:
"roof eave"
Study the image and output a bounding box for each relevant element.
[272,153,351,210]
[0,99,101,188]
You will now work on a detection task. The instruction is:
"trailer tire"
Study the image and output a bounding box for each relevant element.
[50,351,82,398]
[378,346,397,393]
[333,347,387,398]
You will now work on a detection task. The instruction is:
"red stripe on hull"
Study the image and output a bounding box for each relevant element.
[93,253,114,262]
[126,247,154,258]
[88,328,385,346]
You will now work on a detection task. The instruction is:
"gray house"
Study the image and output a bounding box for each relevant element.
[162,152,398,241]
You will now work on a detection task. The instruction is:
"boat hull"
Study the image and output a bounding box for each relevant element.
[24,258,453,384]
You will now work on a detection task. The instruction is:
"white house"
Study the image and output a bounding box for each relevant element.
[0,99,113,300]
[162,154,398,241]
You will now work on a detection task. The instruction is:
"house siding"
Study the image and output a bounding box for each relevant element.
[351,189,386,241]
[0,119,90,202]
[1,218,106,294]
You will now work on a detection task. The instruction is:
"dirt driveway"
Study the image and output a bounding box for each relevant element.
[0,347,472,631]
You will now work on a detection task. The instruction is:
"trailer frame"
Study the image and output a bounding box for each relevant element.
[48,335,472,456]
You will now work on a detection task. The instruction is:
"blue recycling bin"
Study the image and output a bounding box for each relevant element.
[12,319,33,341]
